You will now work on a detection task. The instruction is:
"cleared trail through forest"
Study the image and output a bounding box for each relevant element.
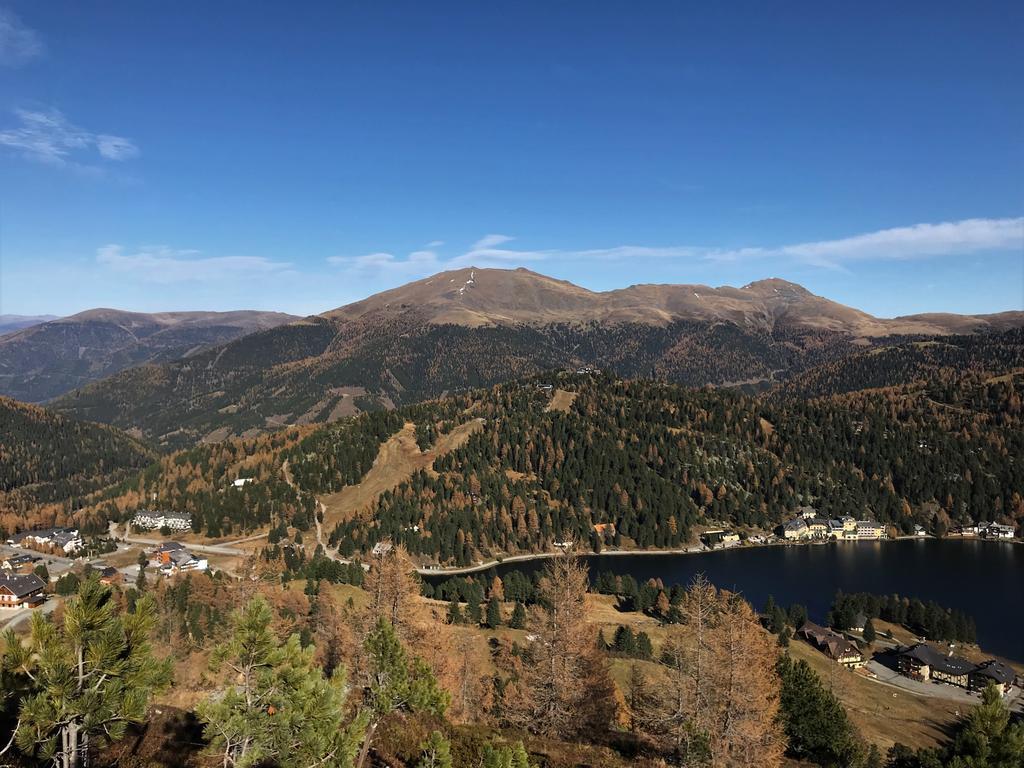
[318,418,484,533]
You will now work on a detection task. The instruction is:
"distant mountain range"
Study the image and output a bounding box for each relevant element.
[0,314,59,336]
[47,268,1024,449]
[0,309,298,403]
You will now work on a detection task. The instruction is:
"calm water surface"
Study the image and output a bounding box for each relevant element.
[428,539,1024,659]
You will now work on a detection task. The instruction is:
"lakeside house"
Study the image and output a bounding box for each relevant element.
[701,529,740,548]
[897,643,1016,695]
[0,572,46,609]
[798,622,865,667]
[806,518,829,539]
[984,523,1016,540]
[855,520,885,539]
[232,477,254,488]
[953,525,980,537]
[132,510,193,532]
[780,519,809,540]
[7,527,82,554]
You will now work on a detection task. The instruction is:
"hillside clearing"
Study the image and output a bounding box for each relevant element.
[545,388,577,413]
[319,418,484,529]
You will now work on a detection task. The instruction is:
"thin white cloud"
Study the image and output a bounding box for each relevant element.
[471,234,513,250]
[97,245,291,284]
[327,218,1023,280]
[0,8,43,66]
[96,134,141,161]
[0,108,139,166]
[705,217,1024,270]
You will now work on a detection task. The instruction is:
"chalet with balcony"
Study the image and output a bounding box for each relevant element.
[0,572,45,609]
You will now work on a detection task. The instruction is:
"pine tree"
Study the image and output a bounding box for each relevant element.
[776,654,864,767]
[483,741,533,768]
[416,731,453,768]
[447,599,463,625]
[4,577,171,768]
[197,596,366,768]
[486,596,503,628]
[509,601,526,629]
[358,618,448,768]
[862,618,876,645]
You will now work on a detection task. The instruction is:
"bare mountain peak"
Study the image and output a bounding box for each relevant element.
[319,267,1022,337]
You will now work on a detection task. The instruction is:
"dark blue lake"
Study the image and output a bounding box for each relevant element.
[427,539,1024,660]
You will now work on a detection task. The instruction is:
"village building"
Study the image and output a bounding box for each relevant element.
[913,524,927,537]
[701,529,740,548]
[1,553,35,572]
[160,549,208,576]
[984,523,1016,540]
[841,516,858,534]
[371,541,394,557]
[826,519,846,538]
[855,520,885,539]
[897,643,977,689]
[7,527,82,554]
[147,542,185,567]
[96,566,122,585]
[953,524,980,537]
[797,622,865,668]
[132,510,193,531]
[779,518,809,540]
[968,660,1017,696]
[0,572,46,609]
[806,518,829,539]
[232,477,254,488]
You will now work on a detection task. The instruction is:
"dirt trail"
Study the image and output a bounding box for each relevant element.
[319,418,484,530]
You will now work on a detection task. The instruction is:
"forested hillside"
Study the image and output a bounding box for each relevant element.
[0,396,154,534]
[316,371,1023,565]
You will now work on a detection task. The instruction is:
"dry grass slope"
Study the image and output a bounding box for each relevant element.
[319,418,484,529]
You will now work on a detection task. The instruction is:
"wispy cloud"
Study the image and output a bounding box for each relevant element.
[705,217,1024,270]
[328,218,1023,279]
[0,8,43,66]
[0,108,139,167]
[471,234,513,250]
[97,245,292,283]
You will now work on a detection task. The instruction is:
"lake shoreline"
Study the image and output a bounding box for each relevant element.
[416,534,1020,577]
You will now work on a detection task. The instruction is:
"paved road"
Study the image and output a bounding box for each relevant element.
[0,597,58,632]
[119,535,247,557]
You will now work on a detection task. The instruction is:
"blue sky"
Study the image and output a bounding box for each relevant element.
[0,2,1021,318]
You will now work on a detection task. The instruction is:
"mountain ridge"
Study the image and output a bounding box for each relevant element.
[50,268,1024,448]
[0,308,299,403]
[321,267,1022,335]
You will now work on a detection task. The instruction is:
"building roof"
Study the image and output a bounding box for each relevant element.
[0,572,46,598]
[9,526,77,543]
[783,519,807,531]
[152,542,186,553]
[972,660,1016,685]
[798,622,862,660]
[899,643,976,676]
